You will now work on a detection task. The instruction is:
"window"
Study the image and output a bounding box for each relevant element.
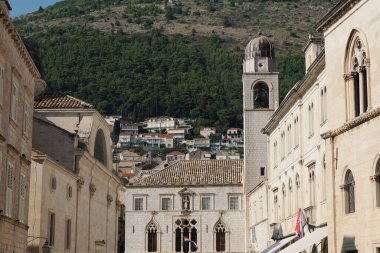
[294,117,299,148]
[253,82,269,109]
[280,132,285,159]
[201,196,211,210]
[5,163,14,217]
[322,154,326,201]
[22,101,30,134]
[0,63,4,105]
[215,219,226,252]
[309,167,316,207]
[321,87,327,123]
[260,167,265,176]
[175,219,197,252]
[344,170,355,214]
[134,197,144,211]
[375,160,380,207]
[282,184,286,219]
[161,197,171,211]
[295,174,300,212]
[229,196,239,210]
[273,194,278,222]
[146,221,158,252]
[273,141,278,167]
[288,179,293,216]
[94,129,107,166]
[65,219,71,250]
[48,211,55,247]
[10,83,18,121]
[308,103,314,136]
[287,124,292,154]
[345,31,370,118]
[18,173,26,223]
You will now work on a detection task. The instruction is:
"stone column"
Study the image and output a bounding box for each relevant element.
[364,59,372,110]
[358,66,365,114]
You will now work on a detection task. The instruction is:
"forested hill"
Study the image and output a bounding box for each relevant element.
[14,0,338,132]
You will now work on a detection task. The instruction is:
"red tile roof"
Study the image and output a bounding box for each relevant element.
[34,91,93,109]
[132,160,242,187]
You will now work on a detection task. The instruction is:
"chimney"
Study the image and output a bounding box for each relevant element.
[303,34,323,73]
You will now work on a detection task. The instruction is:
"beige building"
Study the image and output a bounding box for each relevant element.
[28,91,124,253]
[0,1,45,253]
[123,160,245,253]
[316,0,380,252]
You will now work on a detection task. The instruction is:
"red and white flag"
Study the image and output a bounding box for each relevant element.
[295,208,307,237]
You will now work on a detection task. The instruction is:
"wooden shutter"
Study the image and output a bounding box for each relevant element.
[18,174,26,223]
[6,163,14,217]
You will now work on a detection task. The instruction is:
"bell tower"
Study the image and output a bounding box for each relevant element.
[243,34,279,193]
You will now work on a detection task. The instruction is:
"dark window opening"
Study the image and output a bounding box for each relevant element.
[253,83,269,109]
[260,167,265,176]
[354,73,360,117]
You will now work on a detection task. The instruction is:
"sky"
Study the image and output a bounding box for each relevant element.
[8,0,63,17]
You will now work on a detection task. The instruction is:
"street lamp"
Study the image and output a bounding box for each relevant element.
[42,240,51,253]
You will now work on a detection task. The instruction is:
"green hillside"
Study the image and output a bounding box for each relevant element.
[14,0,338,132]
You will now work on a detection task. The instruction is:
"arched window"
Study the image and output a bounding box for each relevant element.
[309,170,316,207]
[345,31,370,117]
[215,219,227,252]
[287,124,292,155]
[94,129,108,166]
[282,184,286,219]
[253,82,269,109]
[375,160,380,207]
[273,141,278,167]
[295,173,300,212]
[274,194,278,222]
[281,132,285,159]
[344,170,355,213]
[288,179,293,216]
[294,117,299,148]
[322,154,326,201]
[175,219,197,252]
[146,221,158,252]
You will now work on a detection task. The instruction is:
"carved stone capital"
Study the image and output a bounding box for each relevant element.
[107,194,113,205]
[89,183,96,196]
[77,177,85,188]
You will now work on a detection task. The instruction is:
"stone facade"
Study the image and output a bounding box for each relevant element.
[0,1,44,253]
[123,160,245,253]
[28,91,123,253]
[317,0,380,252]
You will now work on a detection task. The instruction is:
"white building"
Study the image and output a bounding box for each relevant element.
[145,117,177,132]
[168,128,187,141]
[200,127,216,138]
[216,151,240,160]
[193,138,210,149]
[142,134,174,148]
[123,160,245,253]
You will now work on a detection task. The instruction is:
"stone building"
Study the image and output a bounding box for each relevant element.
[0,1,45,252]
[242,34,278,252]
[123,160,245,253]
[316,0,380,252]
[27,91,124,253]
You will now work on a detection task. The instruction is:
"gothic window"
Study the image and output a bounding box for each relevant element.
[288,179,293,216]
[287,125,292,155]
[309,169,316,207]
[273,141,278,168]
[146,221,158,252]
[345,31,370,118]
[215,219,227,252]
[295,173,300,212]
[175,219,197,252]
[294,117,299,148]
[308,103,314,136]
[273,194,278,222]
[375,160,380,207]
[344,170,355,214]
[282,184,286,219]
[94,129,108,166]
[253,82,269,109]
[280,132,285,159]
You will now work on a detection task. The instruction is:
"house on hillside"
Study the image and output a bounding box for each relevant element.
[166,151,186,162]
[193,138,211,149]
[145,117,177,132]
[167,128,186,141]
[120,150,141,161]
[142,133,174,148]
[216,151,240,160]
[200,127,216,138]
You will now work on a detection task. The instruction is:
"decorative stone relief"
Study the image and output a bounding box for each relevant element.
[89,183,96,196]
[77,177,85,188]
[107,194,113,205]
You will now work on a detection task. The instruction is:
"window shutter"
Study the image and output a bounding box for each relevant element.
[23,102,30,133]
[19,174,26,223]
[0,64,4,105]
[6,164,14,217]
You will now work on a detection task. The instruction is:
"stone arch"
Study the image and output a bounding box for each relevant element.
[344,28,370,73]
[94,128,108,166]
[146,219,161,252]
[252,81,270,109]
[214,218,229,252]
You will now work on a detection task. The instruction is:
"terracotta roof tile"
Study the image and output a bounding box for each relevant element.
[132,160,242,187]
[34,91,93,109]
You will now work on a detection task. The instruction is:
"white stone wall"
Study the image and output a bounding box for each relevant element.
[123,185,245,253]
[322,0,380,252]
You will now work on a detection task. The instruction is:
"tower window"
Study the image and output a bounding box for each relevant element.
[253,82,269,109]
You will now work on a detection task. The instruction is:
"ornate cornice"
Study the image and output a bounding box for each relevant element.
[321,106,380,139]
[0,5,41,78]
[315,0,362,33]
